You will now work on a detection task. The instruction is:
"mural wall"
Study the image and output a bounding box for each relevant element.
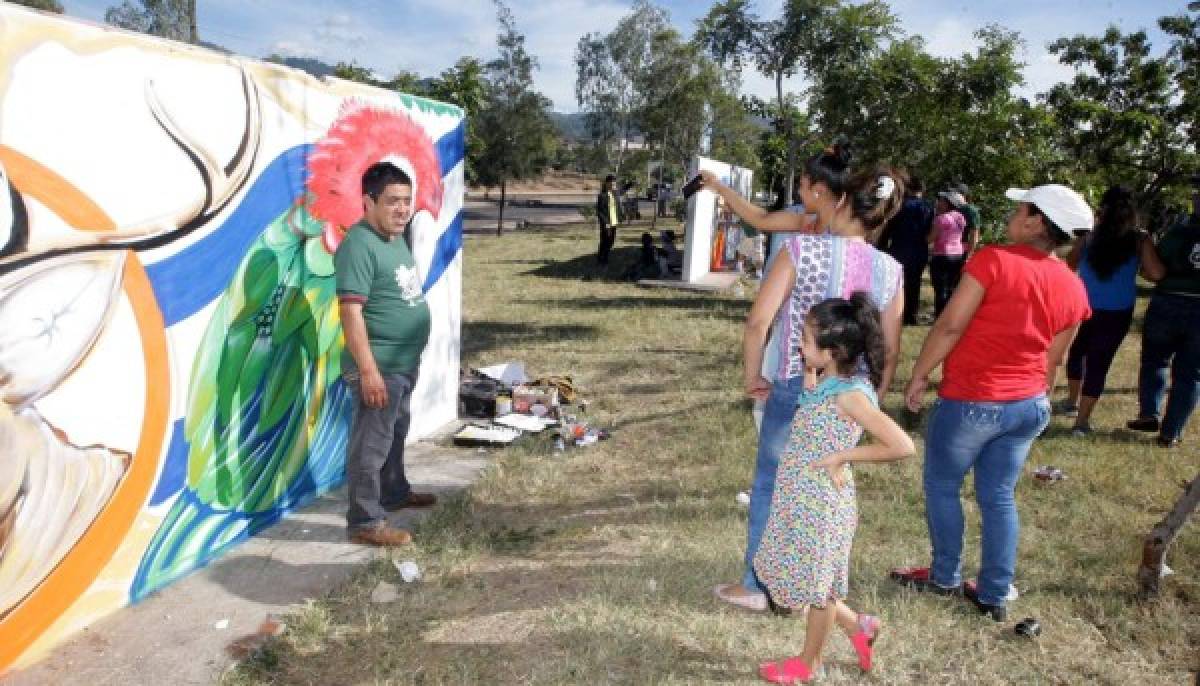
[681,155,753,283]
[0,5,464,672]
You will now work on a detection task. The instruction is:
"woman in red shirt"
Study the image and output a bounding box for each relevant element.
[895,185,1093,621]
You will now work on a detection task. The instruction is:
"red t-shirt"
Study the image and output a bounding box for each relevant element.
[939,245,1091,401]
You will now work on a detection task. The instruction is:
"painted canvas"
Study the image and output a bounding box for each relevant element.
[681,156,753,283]
[0,5,464,671]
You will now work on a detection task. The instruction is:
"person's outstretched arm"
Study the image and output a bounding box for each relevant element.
[698,171,810,232]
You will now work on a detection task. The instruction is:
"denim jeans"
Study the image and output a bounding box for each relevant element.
[923,395,1050,605]
[345,370,418,531]
[1138,293,1200,441]
[742,376,806,591]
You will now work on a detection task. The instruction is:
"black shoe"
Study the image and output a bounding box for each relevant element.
[1126,417,1160,433]
[963,583,1007,622]
[1156,435,1181,448]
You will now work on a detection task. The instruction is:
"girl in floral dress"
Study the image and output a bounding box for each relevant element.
[755,293,916,684]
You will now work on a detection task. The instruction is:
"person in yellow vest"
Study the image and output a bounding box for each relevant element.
[596,174,622,266]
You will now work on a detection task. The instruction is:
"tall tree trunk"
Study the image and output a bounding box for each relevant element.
[777,71,795,208]
[186,0,197,43]
[652,129,668,230]
[615,116,629,178]
[497,179,507,237]
[1138,472,1199,601]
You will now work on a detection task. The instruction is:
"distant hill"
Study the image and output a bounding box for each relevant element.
[264,55,337,78]
[550,112,590,141]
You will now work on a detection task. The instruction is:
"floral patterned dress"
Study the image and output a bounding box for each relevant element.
[753,375,876,609]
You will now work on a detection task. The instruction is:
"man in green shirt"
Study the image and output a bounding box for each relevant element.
[1128,178,1200,448]
[595,174,621,266]
[335,162,436,546]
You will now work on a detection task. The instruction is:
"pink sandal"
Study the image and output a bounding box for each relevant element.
[849,614,881,671]
[759,656,816,684]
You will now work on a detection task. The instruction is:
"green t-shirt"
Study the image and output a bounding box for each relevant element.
[334,221,431,374]
[960,202,981,232]
[1155,218,1200,296]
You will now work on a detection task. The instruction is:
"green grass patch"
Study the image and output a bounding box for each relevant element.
[224,224,1198,685]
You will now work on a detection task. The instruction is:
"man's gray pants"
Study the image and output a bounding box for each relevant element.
[345,370,417,531]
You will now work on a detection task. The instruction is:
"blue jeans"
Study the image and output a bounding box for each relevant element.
[345,371,418,531]
[923,395,1050,605]
[1138,293,1200,441]
[742,376,805,591]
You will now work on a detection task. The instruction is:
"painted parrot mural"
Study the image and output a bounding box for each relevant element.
[131,102,445,597]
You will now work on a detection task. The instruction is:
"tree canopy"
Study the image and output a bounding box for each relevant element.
[104,0,196,43]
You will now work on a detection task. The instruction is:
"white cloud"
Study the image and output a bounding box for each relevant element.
[1019,49,1078,100]
[313,13,366,45]
[921,17,980,58]
[268,40,315,58]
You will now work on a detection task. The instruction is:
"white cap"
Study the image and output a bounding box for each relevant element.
[1005,185,1094,233]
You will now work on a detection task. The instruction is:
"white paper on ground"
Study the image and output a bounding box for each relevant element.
[494,413,555,432]
[478,362,528,385]
[454,425,522,443]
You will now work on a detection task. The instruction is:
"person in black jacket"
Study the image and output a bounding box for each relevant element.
[596,174,622,265]
[877,176,934,325]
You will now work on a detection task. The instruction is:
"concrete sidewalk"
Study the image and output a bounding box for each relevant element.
[6,438,494,686]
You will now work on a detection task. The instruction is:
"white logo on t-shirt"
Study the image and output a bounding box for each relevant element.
[1189,242,1200,269]
[394,265,423,305]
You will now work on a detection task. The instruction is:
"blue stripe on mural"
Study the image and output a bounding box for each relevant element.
[422,211,462,294]
[146,145,311,326]
[437,120,465,179]
[148,420,189,506]
[146,122,465,326]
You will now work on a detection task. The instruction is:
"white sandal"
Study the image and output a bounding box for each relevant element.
[713,583,768,612]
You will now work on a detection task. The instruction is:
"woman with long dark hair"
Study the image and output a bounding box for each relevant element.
[1058,186,1164,435]
[697,146,905,614]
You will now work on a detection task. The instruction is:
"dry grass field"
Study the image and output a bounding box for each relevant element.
[226,223,1198,685]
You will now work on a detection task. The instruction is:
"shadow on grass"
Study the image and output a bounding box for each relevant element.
[461,320,601,356]
[521,245,656,282]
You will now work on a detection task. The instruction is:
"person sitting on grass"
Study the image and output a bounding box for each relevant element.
[754,294,916,684]
[896,184,1093,621]
[1058,185,1165,436]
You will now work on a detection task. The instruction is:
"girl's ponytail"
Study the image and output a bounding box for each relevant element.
[808,292,887,388]
[848,291,886,388]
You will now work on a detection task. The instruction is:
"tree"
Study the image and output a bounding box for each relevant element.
[574,1,671,177]
[10,0,64,13]
[1043,6,1199,222]
[818,27,1055,236]
[696,0,895,204]
[476,1,557,235]
[427,58,490,186]
[104,0,196,43]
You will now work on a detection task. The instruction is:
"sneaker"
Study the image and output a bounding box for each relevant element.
[889,566,962,595]
[964,580,1019,602]
[348,525,413,547]
[1126,416,1160,433]
[1156,435,1181,448]
[1054,400,1079,417]
[962,583,1007,622]
[1071,424,1093,437]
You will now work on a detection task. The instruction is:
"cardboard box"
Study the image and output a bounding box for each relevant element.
[512,385,558,414]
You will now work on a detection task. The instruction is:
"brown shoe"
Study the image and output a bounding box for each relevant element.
[348,525,412,546]
[383,492,437,510]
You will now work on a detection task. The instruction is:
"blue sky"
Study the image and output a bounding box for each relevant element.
[60,0,1188,112]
